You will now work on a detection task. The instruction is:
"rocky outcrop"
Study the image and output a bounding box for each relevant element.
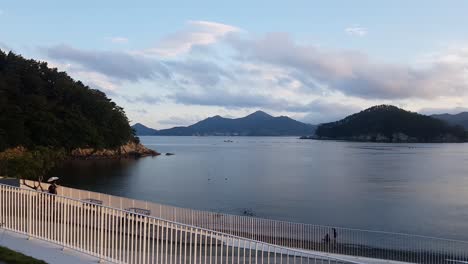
[70,142,160,159]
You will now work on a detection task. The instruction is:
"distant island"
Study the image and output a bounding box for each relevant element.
[311,105,467,143]
[133,111,316,136]
[431,112,468,130]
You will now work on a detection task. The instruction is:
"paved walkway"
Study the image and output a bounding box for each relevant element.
[0,229,111,264]
[0,228,413,264]
[295,248,413,264]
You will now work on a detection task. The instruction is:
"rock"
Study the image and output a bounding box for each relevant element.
[70,141,160,160]
[165,153,175,156]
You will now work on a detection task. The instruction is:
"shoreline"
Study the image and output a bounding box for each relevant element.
[299,135,468,143]
[70,142,160,160]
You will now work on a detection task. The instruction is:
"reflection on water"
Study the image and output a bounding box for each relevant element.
[49,159,139,196]
[51,136,468,240]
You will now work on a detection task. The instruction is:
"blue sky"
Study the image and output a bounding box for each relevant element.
[2,0,468,128]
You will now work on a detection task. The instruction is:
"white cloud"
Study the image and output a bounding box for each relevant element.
[37,22,468,125]
[141,20,240,57]
[42,30,468,103]
[123,93,161,104]
[299,100,362,124]
[46,60,120,91]
[228,32,468,100]
[345,26,368,37]
[42,44,170,81]
[110,37,129,44]
[79,71,120,91]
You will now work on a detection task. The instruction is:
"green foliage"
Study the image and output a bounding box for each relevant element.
[0,50,135,152]
[0,246,47,264]
[316,105,467,142]
[0,147,65,180]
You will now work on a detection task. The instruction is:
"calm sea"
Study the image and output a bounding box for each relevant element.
[51,136,468,240]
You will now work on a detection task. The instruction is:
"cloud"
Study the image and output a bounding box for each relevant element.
[76,71,120,91]
[132,108,149,114]
[345,26,367,37]
[123,93,161,104]
[166,59,233,87]
[110,37,129,44]
[171,88,360,124]
[36,22,468,126]
[227,32,468,100]
[141,20,240,57]
[45,60,120,92]
[171,89,297,110]
[41,44,170,81]
[41,44,232,87]
[170,87,360,120]
[299,100,362,124]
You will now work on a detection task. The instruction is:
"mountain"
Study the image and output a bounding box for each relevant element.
[431,112,468,130]
[315,105,467,143]
[134,111,316,136]
[132,123,158,136]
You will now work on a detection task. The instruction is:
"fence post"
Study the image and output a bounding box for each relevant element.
[27,189,32,240]
[99,206,104,262]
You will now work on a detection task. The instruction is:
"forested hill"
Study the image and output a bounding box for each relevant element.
[0,50,135,151]
[315,105,467,143]
[133,111,316,136]
[432,112,468,130]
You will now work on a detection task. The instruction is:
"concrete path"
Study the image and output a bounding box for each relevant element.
[298,248,413,264]
[0,228,413,264]
[0,229,111,264]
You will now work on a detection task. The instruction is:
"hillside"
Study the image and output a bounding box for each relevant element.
[432,112,468,130]
[0,50,159,180]
[133,111,316,136]
[315,105,467,142]
[0,50,158,158]
[132,123,159,136]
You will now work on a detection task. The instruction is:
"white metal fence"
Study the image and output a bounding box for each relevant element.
[19,180,468,264]
[1,183,359,264]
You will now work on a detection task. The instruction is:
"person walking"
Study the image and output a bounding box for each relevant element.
[47,177,59,195]
[46,177,59,240]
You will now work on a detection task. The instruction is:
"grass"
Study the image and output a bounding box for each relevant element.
[0,246,47,264]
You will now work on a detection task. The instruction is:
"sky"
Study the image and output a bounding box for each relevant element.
[2,0,468,128]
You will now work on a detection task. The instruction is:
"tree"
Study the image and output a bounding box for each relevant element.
[0,49,146,183]
[316,105,467,142]
[0,147,65,182]
[0,49,137,152]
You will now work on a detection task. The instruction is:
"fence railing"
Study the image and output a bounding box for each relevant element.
[1,183,359,264]
[21,180,468,264]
